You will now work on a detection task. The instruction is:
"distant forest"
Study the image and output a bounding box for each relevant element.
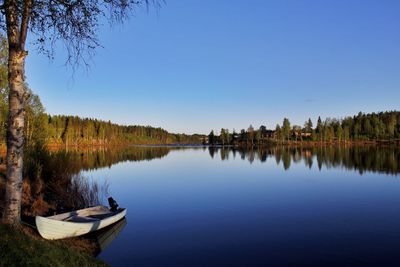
[0,90,204,146]
[209,111,400,146]
[1,87,399,147]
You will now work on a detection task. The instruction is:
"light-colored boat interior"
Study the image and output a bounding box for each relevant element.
[48,206,114,223]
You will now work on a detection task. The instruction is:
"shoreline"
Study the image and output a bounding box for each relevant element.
[0,138,399,153]
[0,223,108,267]
[210,139,400,148]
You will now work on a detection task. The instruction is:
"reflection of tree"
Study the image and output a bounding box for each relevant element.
[208,147,216,158]
[304,156,313,169]
[275,149,281,165]
[53,146,172,174]
[317,151,323,171]
[19,146,173,216]
[240,150,246,160]
[259,148,267,163]
[282,150,291,170]
[220,147,230,161]
[207,145,400,175]
[292,149,301,164]
[248,149,255,164]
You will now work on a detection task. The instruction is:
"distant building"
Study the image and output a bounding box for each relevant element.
[293,131,312,138]
[264,130,276,139]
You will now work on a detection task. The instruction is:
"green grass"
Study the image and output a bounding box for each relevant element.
[0,223,108,267]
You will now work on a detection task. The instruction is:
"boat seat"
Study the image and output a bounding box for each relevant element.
[67,216,100,222]
[88,213,113,220]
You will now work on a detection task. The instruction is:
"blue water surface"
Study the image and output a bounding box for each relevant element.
[82,147,400,267]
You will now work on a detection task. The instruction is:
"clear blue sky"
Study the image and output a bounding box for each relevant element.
[25,0,400,134]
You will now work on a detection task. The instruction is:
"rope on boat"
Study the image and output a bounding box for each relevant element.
[21,220,37,229]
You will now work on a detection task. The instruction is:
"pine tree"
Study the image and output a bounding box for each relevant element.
[282,118,291,141]
[304,118,313,132]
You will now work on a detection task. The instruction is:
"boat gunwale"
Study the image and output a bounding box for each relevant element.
[35,208,127,240]
[37,208,126,224]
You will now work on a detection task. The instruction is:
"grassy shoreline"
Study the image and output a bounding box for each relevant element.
[0,223,108,267]
[1,161,108,267]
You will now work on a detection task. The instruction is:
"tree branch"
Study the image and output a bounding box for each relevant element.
[19,0,33,50]
[4,0,20,47]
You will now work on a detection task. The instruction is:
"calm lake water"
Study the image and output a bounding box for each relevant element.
[76,146,400,267]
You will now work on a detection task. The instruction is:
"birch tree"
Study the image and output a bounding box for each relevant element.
[0,0,158,226]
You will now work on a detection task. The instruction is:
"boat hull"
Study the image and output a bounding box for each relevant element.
[35,207,127,240]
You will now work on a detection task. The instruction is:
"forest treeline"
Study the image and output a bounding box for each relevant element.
[209,111,400,146]
[0,109,204,146]
[0,90,204,146]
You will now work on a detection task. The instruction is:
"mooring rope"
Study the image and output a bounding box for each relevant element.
[20,220,37,229]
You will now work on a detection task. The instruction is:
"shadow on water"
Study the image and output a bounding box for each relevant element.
[84,218,127,257]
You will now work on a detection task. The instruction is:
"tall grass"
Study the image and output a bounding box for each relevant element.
[21,143,109,216]
[48,174,109,211]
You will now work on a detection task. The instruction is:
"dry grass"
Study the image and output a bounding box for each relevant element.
[47,174,109,212]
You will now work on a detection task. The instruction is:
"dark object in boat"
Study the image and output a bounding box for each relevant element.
[108,197,119,212]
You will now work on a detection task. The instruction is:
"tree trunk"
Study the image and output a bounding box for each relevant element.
[3,49,29,225]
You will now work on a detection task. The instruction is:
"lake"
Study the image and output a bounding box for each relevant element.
[74,146,400,266]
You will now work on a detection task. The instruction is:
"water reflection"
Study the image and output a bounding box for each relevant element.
[49,145,400,176]
[16,145,399,217]
[50,146,173,175]
[209,146,400,175]
[88,218,127,256]
[42,145,400,266]
[17,146,175,216]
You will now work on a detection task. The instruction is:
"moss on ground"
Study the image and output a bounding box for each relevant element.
[0,223,108,267]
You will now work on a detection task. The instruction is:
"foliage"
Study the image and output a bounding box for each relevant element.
[0,224,108,267]
[209,111,400,146]
[304,118,313,132]
[42,114,203,145]
[208,130,215,145]
[0,0,160,68]
[282,118,291,141]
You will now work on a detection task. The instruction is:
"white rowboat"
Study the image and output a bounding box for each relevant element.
[35,205,127,240]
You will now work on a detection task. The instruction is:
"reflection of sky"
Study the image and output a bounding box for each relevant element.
[83,149,400,266]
